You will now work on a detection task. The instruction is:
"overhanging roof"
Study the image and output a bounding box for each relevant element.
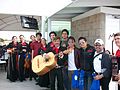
[0,0,73,31]
[49,0,120,20]
[0,0,73,17]
[0,14,41,31]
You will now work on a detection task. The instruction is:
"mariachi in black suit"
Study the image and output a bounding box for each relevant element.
[46,45,67,90]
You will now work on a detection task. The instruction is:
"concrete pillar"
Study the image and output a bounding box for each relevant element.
[41,16,46,38]
[47,18,51,42]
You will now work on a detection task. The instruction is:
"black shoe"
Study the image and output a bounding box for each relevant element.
[20,80,23,82]
[29,78,32,81]
[35,83,40,85]
[46,85,50,88]
[34,77,37,81]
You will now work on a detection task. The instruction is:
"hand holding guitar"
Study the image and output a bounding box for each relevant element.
[58,51,64,58]
[7,48,16,53]
[43,53,50,62]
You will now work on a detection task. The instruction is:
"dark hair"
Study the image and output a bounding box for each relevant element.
[114,32,120,37]
[30,35,35,39]
[62,29,69,35]
[12,36,17,40]
[19,35,24,38]
[68,36,75,42]
[78,37,87,42]
[49,31,57,37]
[36,32,42,37]
[53,36,60,41]
[42,38,46,42]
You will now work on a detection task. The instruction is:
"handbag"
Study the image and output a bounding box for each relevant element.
[79,70,85,90]
[72,70,80,88]
[90,73,100,90]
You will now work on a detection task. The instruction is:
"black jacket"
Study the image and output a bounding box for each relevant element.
[46,46,68,67]
[73,47,81,69]
[101,53,112,78]
[79,44,95,71]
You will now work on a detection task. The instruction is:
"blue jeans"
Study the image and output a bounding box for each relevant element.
[84,71,93,90]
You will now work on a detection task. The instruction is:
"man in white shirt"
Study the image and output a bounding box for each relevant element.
[93,39,112,90]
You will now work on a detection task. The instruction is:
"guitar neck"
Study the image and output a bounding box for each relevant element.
[54,48,72,57]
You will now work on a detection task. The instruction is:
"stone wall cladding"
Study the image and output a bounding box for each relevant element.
[71,13,105,46]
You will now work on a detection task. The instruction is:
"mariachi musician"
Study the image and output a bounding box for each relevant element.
[31,33,42,81]
[45,36,68,90]
[18,35,29,82]
[36,38,50,87]
[28,35,36,81]
[6,36,19,82]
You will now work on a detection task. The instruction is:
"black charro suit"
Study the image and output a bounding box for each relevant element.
[73,47,81,69]
[46,45,67,90]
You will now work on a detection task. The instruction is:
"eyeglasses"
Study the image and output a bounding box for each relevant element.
[79,42,86,45]
[94,44,101,46]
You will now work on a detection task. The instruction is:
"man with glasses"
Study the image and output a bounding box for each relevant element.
[93,39,112,90]
[78,37,95,90]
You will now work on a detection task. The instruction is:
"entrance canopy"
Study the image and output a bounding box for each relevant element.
[0,0,73,16]
[49,0,120,20]
[0,0,73,31]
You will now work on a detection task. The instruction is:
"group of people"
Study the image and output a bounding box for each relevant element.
[4,29,120,90]
[6,35,29,82]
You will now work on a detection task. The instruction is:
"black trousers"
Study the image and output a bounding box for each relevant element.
[18,54,25,81]
[37,72,50,87]
[118,85,120,90]
[7,54,18,82]
[100,77,111,90]
[49,68,64,90]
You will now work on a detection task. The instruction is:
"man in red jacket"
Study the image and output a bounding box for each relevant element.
[114,32,120,90]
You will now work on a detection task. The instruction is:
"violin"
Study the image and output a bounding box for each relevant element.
[7,48,17,53]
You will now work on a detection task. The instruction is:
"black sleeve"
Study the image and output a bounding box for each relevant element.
[102,54,112,78]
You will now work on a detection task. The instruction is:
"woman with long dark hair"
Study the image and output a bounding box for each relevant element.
[7,36,19,82]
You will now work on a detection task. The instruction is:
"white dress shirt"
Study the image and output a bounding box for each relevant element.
[68,49,77,70]
[93,52,102,73]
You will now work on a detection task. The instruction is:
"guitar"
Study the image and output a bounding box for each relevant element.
[32,52,56,75]
[32,49,72,75]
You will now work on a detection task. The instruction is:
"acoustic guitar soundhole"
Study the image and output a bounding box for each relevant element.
[45,58,49,62]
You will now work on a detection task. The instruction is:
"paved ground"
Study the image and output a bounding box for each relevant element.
[0,68,118,90]
[0,70,50,90]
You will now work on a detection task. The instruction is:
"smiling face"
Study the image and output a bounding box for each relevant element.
[12,36,18,43]
[36,34,41,41]
[114,35,120,48]
[30,35,36,41]
[50,33,56,41]
[94,43,104,53]
[62,31,68,40]
[41,38,46,46]
[19,35,24,42]
[68,39,75,48]
[78,39,87,49]
[54,38,60,47]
